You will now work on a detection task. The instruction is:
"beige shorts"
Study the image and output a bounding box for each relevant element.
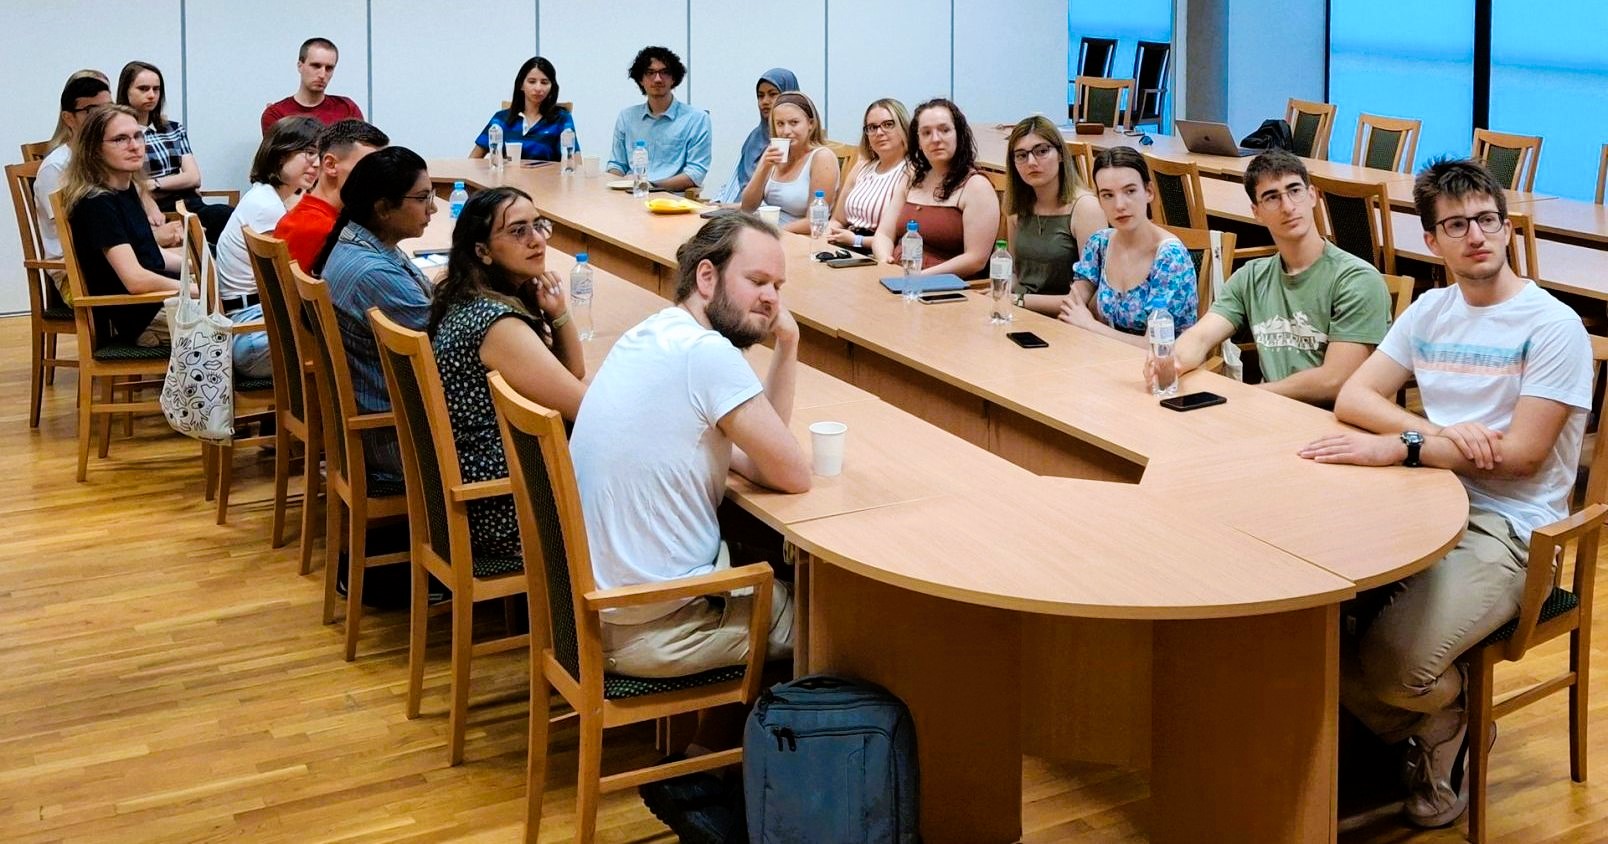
[600,578,795,678]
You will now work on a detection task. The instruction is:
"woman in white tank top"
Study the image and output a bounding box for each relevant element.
[827,98,909,253]
[739,91,839,233]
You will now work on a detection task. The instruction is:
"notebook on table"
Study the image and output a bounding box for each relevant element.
[880,273,967,295]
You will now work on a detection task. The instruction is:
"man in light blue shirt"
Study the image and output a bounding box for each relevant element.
[606,46,712,192]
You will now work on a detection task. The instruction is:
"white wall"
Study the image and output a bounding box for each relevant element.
[1223,0,1325,132]
[1,1,1111,315]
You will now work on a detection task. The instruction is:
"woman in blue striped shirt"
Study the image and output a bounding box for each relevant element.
[470,57,578,164]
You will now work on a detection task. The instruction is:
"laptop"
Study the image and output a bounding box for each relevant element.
[1175,119,1259,157]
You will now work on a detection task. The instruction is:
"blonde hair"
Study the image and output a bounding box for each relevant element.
[46,69,109,152]
[857,97,909,163]
[769,92,825,148]
[1004,115,1084,219]
[61,105,143,216]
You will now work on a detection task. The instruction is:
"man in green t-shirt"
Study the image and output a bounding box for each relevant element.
[1144,150,1392,405]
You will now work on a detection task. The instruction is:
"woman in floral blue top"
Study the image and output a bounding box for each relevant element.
[470,57,578,163]
[1060,147,1197,347]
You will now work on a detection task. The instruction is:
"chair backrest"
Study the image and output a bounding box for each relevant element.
[1130,40,1172,124]
[1352,113,1421,173]
[1584,335,1608,506]
[1506,211,1540,280]
[488,371,598,682]
[49,190,103,347]
[1145,154,1206,230]
[177,209,224,315]
[1309,174,1397,274]
[1285,98,1337,159]
[243,227,309,423]
[20,140,52,162]
[292,266,369,489]
[1595,143,1606,204]
[983,169,1009,244]
[1473,129,1543,192]
[370,308,467,572]
[1077,36,1118,78]
[1381,274,1416,323]
[1163,226,1235,322]
[1064,141,1094,189]
[5,161,65,324]
[823,139,859,185]
[1074,77,1132,129]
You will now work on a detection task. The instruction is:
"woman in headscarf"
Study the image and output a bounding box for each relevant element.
[710,68,799,203]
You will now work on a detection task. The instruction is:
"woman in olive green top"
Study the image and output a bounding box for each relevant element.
[1003,115,1104,316]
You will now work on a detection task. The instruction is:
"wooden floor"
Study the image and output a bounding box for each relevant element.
[2,312,1605,843]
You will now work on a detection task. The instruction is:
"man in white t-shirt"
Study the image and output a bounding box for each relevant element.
[571,210,810,682]
[1299,159,1592,829]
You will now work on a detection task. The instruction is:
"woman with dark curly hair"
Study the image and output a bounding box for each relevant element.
[870,98,998,278]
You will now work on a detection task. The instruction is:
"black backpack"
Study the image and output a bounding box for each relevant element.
[1239,118,1295,152]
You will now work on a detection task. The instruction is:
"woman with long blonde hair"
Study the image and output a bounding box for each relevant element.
[739,91,840,234]
[827,97,910,252]
[1004,115,1104,315]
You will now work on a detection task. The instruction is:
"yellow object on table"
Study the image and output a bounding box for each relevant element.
[645,197,702,214]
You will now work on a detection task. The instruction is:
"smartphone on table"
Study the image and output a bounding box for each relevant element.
[1006,331,1048,349]
[918,291,968,304]
[1159,391,1227,412]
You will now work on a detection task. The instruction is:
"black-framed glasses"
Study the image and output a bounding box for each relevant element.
[1011,144,1059,164]
[864,119,898,136]
[401,191,434,204]
[499,217,554,242]
[1254,184,1310,211]
[1433,211,1505,239]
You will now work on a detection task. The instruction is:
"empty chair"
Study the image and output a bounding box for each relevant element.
[1146,155,1207,230]
[1473,129,1543,192]
[1309,174,1397,274]
[1073,77,1133,129]
[1130,40,1172,130]
[6,161,78,429]
[1285,98,1338,159]
[1076,36,1118,78]
[1352,113,1422,173]
[1506,211,1540,280]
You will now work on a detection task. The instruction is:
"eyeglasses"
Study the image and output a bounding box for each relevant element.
[864,119,898,136]
[643,67,673,79]
[1434,211,1505,239]
[1011,144,1059,164]
[498,218,554,243]
[103,133,145,148]
[401,191,435,204]
[1254,183,1310,211]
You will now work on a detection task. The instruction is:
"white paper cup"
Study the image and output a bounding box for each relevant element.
[769,136,790,164]
[757,205,782,226]
[809,421,848,476]
[507,143,523,166]
[582,155,601,177]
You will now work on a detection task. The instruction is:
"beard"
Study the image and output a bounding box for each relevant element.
[705,280,767,350]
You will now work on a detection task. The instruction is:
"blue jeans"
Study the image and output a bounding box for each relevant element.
[228,303,273,379]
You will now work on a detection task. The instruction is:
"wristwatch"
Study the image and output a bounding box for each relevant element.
[853,234,863,249]
[1014,292,1026,308]
[1400,430,1424,467]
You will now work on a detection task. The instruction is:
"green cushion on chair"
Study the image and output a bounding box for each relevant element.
[1478,587,1578,646]
[92,343,171,362]
[43,305,74,321]
[472,555,524,579]
[235,375,275,393]
[604,664,748,700]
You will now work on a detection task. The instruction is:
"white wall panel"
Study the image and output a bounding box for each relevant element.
[1225,0,1324,133]
[953,0,1068,126]
[538,0,688,171]
[689,0,826,196]
[825,0,952,160]
[183,0,369,196]
[372,0,536,161]
[0,0,183,314]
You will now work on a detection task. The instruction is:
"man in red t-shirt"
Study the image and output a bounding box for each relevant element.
[275,119,388,270]
[261,37,365,135]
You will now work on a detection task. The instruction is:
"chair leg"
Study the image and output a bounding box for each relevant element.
[573,711,604,844]
[96,377,114,459]
[322,498,344,624]
[447,586,473,766]
[202,442,217,501]
[76,373,93,482]
[44,333,59,386]
[406,558,430,720]
[1571,626,1590,782]
[29,329,45,429]
[297,443,322,575]
[524,670,552,843]
[343,511,368,661]
[1465,656,1495,844]
[215,443,234,525]
[270,423,292,548]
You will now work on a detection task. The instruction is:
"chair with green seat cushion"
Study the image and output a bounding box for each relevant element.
[6,161,80,429]
[369,308,530,768]
[1074,76,1133,129]
[1351,113,1421,173]
[1309,173,1396,274]
[1285,98,1337,159]
[1161,226,1234,322]
[487,371,779,844]
[1473,128,1543,192]
[1145,154,1206,230]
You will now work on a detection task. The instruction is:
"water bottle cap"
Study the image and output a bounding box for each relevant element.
[575,252,589,262]
[815,190,825,198]
[453,180,464,189]
[995,239,1007,248]
[906,221,918,231]
[634,140,646,147]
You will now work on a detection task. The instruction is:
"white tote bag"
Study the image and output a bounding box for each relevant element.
[159,216,236,441]
[1210,230,1244,382]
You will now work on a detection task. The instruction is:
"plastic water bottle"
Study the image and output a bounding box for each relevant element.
[808,190,829,241]
[560,128,576,174]
[449,180,468,220]
[487,123,504,174]
[569,253,594,341]
[1148,309,1178,397]
[630,140,650,198]
[989,240,1014,324]
[900,221,923,302]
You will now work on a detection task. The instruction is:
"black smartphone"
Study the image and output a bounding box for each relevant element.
[1006,331,1049,349]
[826,256,877,269]
[918,291,968,304]
[1160,391,1227,412]
[411,247,450,257]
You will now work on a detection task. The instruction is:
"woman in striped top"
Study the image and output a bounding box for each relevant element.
[117,60,234,243]
[826,98,909,253]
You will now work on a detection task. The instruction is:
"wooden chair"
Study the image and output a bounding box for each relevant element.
[1076,36,1118,78]
[369,310,529,767]
[1309,174,1397,274]
[983,169,1010,244]
[178,210,275,525]
[244,227,323,573]
[824,139,859,184]
[1474,129,1543,192]
[1596,144,1606,204]
[1146,155,1207,230]
[1064,140,1094,189]
[487,372,775,843]
[1463,349,1608,840]
[1164,226,1235,322]
[1382,274,1415,323]
[1073,77,1132,130]
[292,267,411,660]
[1130,40,1172,131]
[6,161,78,428]
[1351,114,1421,173]
[1285,98,1338,159]
[20,140,52,162]
[1507,211,1540,280]
[50,191,172,481]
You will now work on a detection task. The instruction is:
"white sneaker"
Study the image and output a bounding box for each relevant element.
[1402,705,1470,828]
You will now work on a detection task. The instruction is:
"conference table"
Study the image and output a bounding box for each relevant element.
[426,159,1468,843]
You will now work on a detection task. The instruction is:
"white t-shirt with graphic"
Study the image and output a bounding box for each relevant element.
[1379,282,1593,540]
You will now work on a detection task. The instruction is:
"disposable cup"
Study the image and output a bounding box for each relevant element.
[757,205,782,226]
[809,421,848,476]
[769,136,790,164]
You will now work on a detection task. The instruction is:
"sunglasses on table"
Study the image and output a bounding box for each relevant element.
[814,249,852,262]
